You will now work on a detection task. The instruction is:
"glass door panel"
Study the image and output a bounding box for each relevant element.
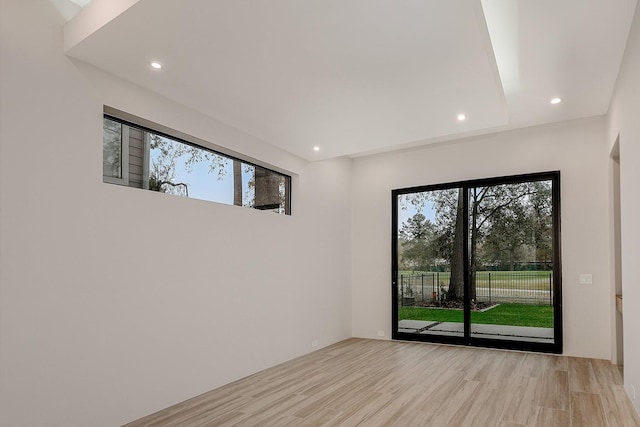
[468,181,555,345]
[395,188,465,339]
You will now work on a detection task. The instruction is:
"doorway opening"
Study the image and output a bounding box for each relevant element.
[611,138,623,365]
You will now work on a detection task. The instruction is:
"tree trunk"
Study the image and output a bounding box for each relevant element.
[469,190,478,301]
[448,188,465,301]
[233,160,242,206]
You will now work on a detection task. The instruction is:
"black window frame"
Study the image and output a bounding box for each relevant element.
[102,111,292,215]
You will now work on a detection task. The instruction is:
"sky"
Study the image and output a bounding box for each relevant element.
[398,193,437,228]
[150,138,254,206]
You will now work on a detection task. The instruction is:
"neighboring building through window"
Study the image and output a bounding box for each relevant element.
[102,112,291,215]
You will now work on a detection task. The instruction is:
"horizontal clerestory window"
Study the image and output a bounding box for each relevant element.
[102,111,291,215]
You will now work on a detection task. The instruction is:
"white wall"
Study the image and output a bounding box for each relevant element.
[351,118,613,360]
[0,1,351,426]
[608,2,640,413]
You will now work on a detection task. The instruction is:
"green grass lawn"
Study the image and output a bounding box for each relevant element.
[398,304,554,328]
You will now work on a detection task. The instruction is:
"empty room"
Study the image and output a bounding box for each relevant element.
[2,0,640,426]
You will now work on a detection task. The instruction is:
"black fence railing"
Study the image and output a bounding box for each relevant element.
[399,271,553,306]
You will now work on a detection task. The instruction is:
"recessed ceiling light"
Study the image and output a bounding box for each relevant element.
[457,114,466,121]
[313,146,320,152]
[550,97,562,105]
[150,61,162,69]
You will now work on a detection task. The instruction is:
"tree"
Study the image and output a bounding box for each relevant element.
[419,188,465,300]
[480,196,531,270]
[467,183,543,300]
[148,134,190,196]
[448,188,465,300]
[528,181,553,266]
[402,181,552,301]
[148,134,228,196]
[399,213,435,272]
[478,181,553,270]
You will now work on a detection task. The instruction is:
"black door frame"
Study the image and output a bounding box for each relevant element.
[391,171,563,354]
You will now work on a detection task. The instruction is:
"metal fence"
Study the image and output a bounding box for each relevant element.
[399,271,553,306]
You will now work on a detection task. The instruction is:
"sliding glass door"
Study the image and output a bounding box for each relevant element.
[392,172,562,353]
[395,187,466,339]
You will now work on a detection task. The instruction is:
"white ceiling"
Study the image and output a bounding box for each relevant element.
[68,0,93,6]
[63,0,637,161]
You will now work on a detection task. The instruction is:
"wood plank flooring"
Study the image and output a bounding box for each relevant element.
[123,339,640,426]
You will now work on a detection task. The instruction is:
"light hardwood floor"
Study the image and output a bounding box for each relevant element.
[123,339,640,426]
